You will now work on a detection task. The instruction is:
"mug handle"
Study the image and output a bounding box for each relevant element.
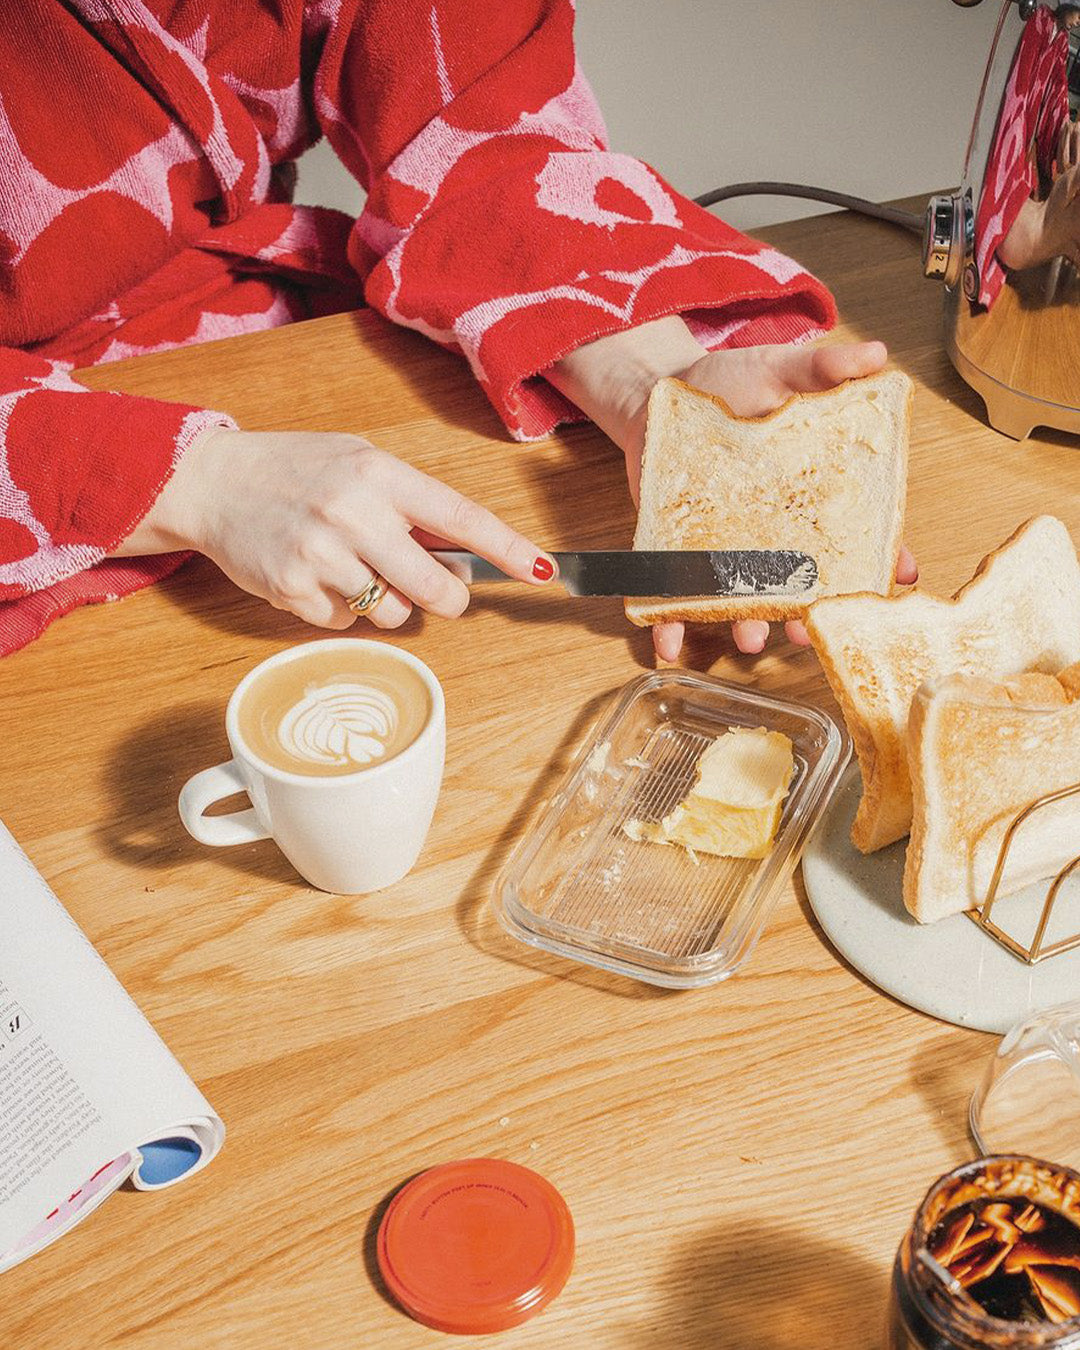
[178,761,271,847]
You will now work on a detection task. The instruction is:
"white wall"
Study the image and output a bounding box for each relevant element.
[294,0,1005,231]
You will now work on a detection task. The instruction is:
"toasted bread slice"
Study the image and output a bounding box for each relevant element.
[624,370,911,627]
[806,516,1080,854]
[904,663,1080,923]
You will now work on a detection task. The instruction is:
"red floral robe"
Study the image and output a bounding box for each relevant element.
[0,0,835,654]
[973,5,1070,308]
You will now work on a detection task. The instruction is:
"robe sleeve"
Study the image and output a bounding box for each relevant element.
[309,0,835,439]
[0,350,233,598]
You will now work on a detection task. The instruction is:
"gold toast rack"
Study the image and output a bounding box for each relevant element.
[966,781,1080,964]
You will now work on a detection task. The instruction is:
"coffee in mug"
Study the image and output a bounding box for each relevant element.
[179,639,445,894]
[236,643,432,777]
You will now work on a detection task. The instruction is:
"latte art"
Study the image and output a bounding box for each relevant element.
[278,682,400,768]
[237,645,431,778]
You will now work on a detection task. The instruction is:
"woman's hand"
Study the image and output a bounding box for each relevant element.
[1038,162,1080,268]
[653,339,918,660]
[1000,165,1080,271]
[110,428,557,628]
[548,320,917,662]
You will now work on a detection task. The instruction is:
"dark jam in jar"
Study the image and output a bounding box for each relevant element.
[928,1196,1080,1325]
[888,1158,1080,1350]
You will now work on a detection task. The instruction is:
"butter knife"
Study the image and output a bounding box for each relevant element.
[430,550,817,598]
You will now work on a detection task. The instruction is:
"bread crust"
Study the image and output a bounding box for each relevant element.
[904,661,1080,922]
[624,370,912,627]
[806,515,1080,854]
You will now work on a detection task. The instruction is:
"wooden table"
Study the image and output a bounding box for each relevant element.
[4,203,1080,1350]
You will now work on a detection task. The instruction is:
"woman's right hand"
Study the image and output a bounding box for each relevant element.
[111,427,557,628]
[1000,165,1080,271]
[1039,162,1080,268]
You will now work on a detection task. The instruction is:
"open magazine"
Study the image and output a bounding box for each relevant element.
[0,819,223,1273]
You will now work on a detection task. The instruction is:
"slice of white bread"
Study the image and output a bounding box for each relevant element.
[625,370,912,627]
[904,662,1080,923]
[805,516,1080,854]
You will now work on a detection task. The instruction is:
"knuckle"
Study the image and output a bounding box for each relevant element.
[352,442,387,485]
[411,571,468,617]
[313,491,352,532]
[443,493,483,539]
[270,565,311,608]
[410,569,449,613]
[292,534,329,569]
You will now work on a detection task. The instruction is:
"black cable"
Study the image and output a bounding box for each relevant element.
[693,181,924,234]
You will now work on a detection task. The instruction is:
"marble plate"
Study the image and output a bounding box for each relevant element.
[801,768,1080,1034]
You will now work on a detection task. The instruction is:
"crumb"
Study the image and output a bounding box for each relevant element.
[529,1141,539,1151]
[740,1155,764,1165]
[622,755,650,771]
[684,845,700,867]
[598,860,623,887]
[585,740,611,775]
[498,1116,510,1128]
[144,886,155,893]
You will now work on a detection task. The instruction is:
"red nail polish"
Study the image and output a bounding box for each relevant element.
[532,556,554,581]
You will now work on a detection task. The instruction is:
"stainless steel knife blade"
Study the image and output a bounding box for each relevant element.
[431,550,818,598]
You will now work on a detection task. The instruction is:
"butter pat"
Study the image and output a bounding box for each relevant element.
[627,727,795,859]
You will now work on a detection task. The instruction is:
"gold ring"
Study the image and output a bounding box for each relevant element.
[344,574,388,615]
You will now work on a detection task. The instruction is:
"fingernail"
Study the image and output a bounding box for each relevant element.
[532,556,555,581]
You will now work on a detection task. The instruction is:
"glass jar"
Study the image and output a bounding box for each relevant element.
[888,1157,1080,1349]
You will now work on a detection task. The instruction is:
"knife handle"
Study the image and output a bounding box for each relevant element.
[430,551,511,584]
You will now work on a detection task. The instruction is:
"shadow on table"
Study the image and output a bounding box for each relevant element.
[154,555,433,645]
[462,578,824,676]
[908,1029,987,1155]
[465,583,661,658]
[790,839,924,1027]
[361,1172,424,1317]
[621,1221,888,1350]
[454,687,676,1003]
[95,700,297,886]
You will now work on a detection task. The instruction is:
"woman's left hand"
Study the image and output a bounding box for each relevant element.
[647,339,918,661]
[548,321,917,664]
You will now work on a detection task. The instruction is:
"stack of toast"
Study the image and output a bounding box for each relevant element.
[809,516,1080,921]
[631,371,1080,924]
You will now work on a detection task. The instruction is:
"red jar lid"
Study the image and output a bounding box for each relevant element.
[376,1158,575,1335]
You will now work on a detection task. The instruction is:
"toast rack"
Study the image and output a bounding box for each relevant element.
[966,781,1080,964]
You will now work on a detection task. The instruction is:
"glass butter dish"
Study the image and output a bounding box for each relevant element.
[492,670,851,989]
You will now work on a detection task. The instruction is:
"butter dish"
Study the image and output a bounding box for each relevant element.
[491,670,850,988]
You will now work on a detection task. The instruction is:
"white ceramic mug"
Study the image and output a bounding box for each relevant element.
[178,640,445,893]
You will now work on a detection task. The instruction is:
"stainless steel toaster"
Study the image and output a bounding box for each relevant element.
[927,0,1080,439]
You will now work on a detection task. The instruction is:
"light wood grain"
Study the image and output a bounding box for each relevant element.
[3,203,1080,1350]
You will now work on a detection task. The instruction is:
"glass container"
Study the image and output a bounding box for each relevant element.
[888,1157,1080,1349]
[492,670,850,988]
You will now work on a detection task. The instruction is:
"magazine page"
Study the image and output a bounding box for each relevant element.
[0,821,224,1272]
